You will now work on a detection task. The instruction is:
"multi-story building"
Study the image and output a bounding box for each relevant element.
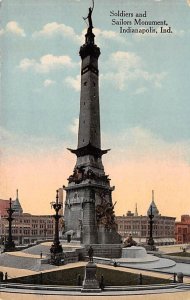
[116,191,176,246]
[9,213,54,245]
[0,190,64,245]
[175,215,190,244]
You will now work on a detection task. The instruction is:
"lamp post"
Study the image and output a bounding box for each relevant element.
[148,205,155,250]
[4,198,15,252]
[50,190,63,263]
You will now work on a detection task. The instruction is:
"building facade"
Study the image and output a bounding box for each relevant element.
[116,192,176,246]
[0,191,64,245]
[2,213,54,245]
[175,215,190,244]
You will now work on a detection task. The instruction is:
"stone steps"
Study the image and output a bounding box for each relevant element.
[0,253,54,272]
[22,244,50,256]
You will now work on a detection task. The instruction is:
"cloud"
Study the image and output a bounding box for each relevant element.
[93,28,127,45]
[65,74,80,91]
[18,58,36,71]
[32,22,127,46]
[5,21,26,37]
[0,126,14,146]
[18,54,75,73]
[101,51,167,91]
[134,87,147,95]
[69,118,79,135]
[43,79,56,87]
[101,126,190,218]
[103,126,190,164]
[172,28,185,37]
[111,51,142,69]
[32,22,81,44]
[0,126,68,159]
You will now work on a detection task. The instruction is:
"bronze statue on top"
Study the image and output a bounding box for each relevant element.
[83,0,94,29]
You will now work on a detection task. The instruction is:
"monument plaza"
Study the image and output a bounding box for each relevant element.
[0,3,190,299]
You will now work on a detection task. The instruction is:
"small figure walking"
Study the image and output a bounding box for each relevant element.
[4,272,8,282]
[40,252,43,259]
[113,260,117,267]
[100,275,104,290]
[139,273,143,285]
[88,246,94,262]
[77,274,82,286]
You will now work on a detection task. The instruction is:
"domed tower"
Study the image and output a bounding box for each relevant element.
[12,189,23,215]
[147,190,159,216]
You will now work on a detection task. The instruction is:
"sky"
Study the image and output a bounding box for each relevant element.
[0,0,190,220]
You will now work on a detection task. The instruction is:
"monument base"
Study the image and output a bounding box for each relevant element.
[85,244,122,258]
[81,262,101,293]
[97,225,122,244]
[120,246,159,263]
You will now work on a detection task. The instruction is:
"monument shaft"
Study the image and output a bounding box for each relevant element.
[78,50,101,150]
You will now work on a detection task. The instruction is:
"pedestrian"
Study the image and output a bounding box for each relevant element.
[100,275,104,290]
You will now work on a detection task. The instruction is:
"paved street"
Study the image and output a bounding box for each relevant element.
[0,290,190,300]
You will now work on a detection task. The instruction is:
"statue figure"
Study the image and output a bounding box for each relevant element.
[96,191,117,230]
[83,0,94,29]
[86,169,96,180]
[88,245,94,262]
[124,234,137,248]
[68,166,85,184]
[87,7,93,29]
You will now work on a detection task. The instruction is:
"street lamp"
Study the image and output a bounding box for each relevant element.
[4,198,15,252]
[50,190,63,264]
[148,205,155,250]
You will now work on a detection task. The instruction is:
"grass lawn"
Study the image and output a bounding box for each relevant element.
[8,266,171,286]
[166,252,190,258]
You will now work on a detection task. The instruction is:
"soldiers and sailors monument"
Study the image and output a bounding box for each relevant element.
[63,2,121,255]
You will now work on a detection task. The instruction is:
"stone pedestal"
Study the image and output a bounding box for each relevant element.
[81,262,101,293]
[85,243,122,258]
[122,246,147,259]
[82,198,98,245]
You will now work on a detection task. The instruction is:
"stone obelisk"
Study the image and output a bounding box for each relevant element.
[64,6,121,246]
